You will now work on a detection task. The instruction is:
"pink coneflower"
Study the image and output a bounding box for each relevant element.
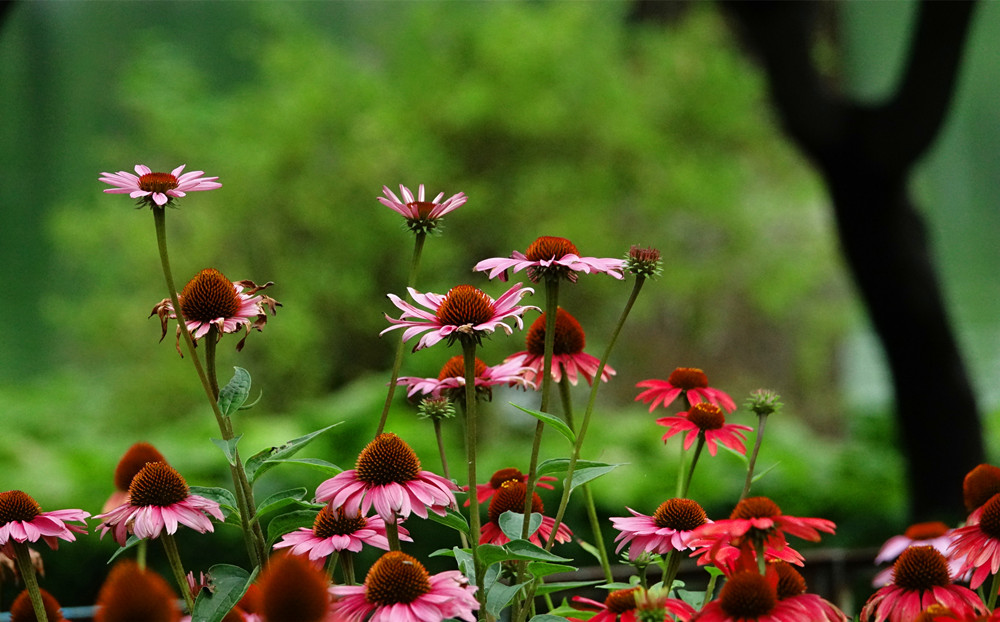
[273,502,407,560]
[916,604,1000,621]
[378,184,467,235]
[330,550,478,622]
[151,268,279,353]
[9,588,67,622]
[465,467,557,507]
[657,402,753,457]
[256,553,335,622]
[948,493,1000,589]
[569,586,695,622]
[693,567,809,622]
[479,480,572,547]
[94,462,224,546]
[636,367,737,413]
[474,235,625,283]
[610,498,708,561]
[397,355,534,400]
[873,522,964,587]
[773,561,849,621]
[505,308,615,386]
[963,464,1000,515]
[99,164,221,208]
[94,560,181,622]
[861,546,986,622]
[315,433,457,522]
[382,283,536,351]
[104,442,169,513]
[0,490,89,558]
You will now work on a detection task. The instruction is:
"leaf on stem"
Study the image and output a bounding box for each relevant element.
[427,506,470,535]
[245,423,342,485]
[265,509,320,548]
[190,564,258,622]
[536,459,624,493]
[210,435,243,467]
[510,403,575,444]
[217,367,252,417]
[499,510,542,542]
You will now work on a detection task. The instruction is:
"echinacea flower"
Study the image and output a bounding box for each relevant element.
[151,268,279,353]
[99,164,221,208]
[693,567,808,622]
[9,588,67,622]
[94,560,181,622]
[273,502,408,560]
[378,184,467,235]
[505,308,615,386]
[465,467,557,507]
[610,498,709,561]
[624,245,663,279]
[963,464,1000,514]
[772,561,849,621]
[567,587,645,622]
[397,355,534,400]
[381,283,536,351]
[860,546,986,622]
[917,604,1000,621]
[479,480,572,547]
[330,550,479,622]
[657,402,753,457]
[636,367,736,413]
[256,553,335,622]
[873,522,964,587]
[94,461,224,546]
[474,235,625,283]
[104,442,168,513]
[0,490,89,558]
[315,433,457,522]
[948,493,1000,588]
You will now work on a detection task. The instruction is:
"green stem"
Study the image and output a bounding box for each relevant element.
[989,570,1000,610]
[136,539,147,570]
[386,516,401,552]
[740,414,768,501]
[433,418,451,480]
[702,571,719,609]
[660,549,682,593]
[326,551,340,582]
[12,542,47,622]
[161,533,196,613]
[461,338,486,619]
[342,551,356,586]
[679,435,707,499]
[376,232,427,436]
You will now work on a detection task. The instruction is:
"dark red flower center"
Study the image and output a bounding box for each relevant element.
[525,308,586,356]
[355,433,421,486]
[773,561,807,599]
[138,172,179,194]
[687,402,725,431]
[903,521,950,541]
[628,245,661,264]
[719,570,777,618]
[604,587,640,613]
[114,442,168,492]
[653,498,708,531]
[489,468,526,489]
[0,490,42,525]
[312,504,368,539]
[435,285,495,327]
[437,355,487,380]
[10,587,64,622]
[667,367,709,390]
[257,554,331,622]
[977,494,1000,539]
[731,497,782,520]
[489,480,543,523]
[892,545,951,590]
[128,462,189,507]
[364,551,432,606]
[964,464,1000,512]
[96,560,181,622]
[179,268,241,323]
[525,236,579,261]
[406,201,437,219]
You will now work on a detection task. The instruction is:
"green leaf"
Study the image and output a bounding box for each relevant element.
[107,535,142,564]
[499,510,542,542]
[266,509,319,547]
[427,506,470,535]
[534,579,602,596]
[210,435,242,467]
[526,561,576,578]
[575,537,603,565]
[217,367,252,417]
[189,486,239,519]
[751,462,781,484]
[535,459,624,493]
[529,615,573,622]
[245,423,341,485]
[190,564,257,622]
[256,458,342,477]
[510,403,575,444]
[486,580,529,618]
[251,487,308,521]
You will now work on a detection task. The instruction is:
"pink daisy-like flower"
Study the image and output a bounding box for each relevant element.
[0,490,89,559]
[474,235,625,283]
[873,522,964,587]
[611,498,709,561]
[657,402,753,457]
[315,433,457,522]
[479,480,572,547]
[99,164,221,208]
[465,467,557,507]
[104,442,169,513]
[694,566,814,622]
[636,367,737,413]
[273,502,408,560]
[568,586,695,622]
[773,561,849,621]
[151,268,280,354]
[397,355,534,400]
[94,462,224,546]
[331,550,478,622]
[861,546,986,622]
[378,184,467,235]
[505,308,615,387]
[948,493,1000,589]
[381,283,536,351]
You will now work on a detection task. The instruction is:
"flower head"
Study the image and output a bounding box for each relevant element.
[874,522,964,587]
[657,402,753,457]
[381,283,536,351]
[94,462,224,546]
[465,467,557,507]
[315,433,457,522]
[568,587,643,622]
[479,480,572,547]
[625,245,663,279]
[772,561,849,621]
[948,493,1000,589]
[330,550,479,622]
[397,355,534,400]
[416,396,457,422]
[746,389,783,418]
[963,464,1000,514]
[378,184,467,235]
[151,268,279,354]
[861,546,986,622]
[256,553,334,622]
[0,490,89,558]
[10,588,66,622]
[611,498,709,561]
[636,367,736,413]
[273,502,407,560]
[99,164,220,208]
[104,442,168,512]
[475,236,625,283]
[695,567,805,622]
[94,560,181,622]
[505,308,615,386]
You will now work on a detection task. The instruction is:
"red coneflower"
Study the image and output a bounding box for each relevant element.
[505,308,615,386]
[635,367,736,413]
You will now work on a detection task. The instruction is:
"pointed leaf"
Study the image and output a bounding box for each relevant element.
[504,539,572,563]
[190,564,257,622]
[189,486,239,519]
[217,367,252,417]
[266,509,320,547]
[510,403,575,444]
[251,487,308,521]
[210,435,242,467]
[107,535,143,564]
[529,616,573,622]
[499,510,542,542]
[245,423,341,485]
[536,459,624,493]
[486,580,529,618]
[427,506,470,535]
[255,458,342,477]
[534,579,602,596]
[526,561,577,578]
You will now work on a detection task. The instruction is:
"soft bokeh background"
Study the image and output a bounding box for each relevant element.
[2,0,999,612]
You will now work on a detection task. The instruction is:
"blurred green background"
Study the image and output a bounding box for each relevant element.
[2,0,999,611]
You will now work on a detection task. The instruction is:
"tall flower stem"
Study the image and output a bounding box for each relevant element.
[12,542,47,622]
[432,418,451,480]
[461,337,487,618]
[740,414,768,501]
[678,435,707,500]
[386,517,402,552]
[161,533,196,613]
[151,207,265,568]
[376,232,427,437]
